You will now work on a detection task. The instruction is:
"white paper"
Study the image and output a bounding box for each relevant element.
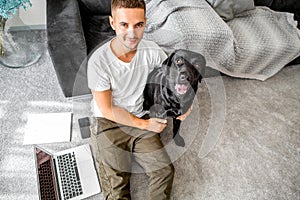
[23,112,72,145]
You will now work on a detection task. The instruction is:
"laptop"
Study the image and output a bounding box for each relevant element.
[34,144,101,200]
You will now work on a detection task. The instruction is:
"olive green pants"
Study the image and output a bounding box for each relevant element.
[90,117,174,200]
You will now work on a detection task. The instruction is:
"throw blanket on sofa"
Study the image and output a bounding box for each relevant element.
[144,0,300,80]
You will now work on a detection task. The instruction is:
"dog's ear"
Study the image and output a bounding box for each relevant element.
[162,52,175,66]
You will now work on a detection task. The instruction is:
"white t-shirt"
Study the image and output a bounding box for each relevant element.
[87,39,167,118]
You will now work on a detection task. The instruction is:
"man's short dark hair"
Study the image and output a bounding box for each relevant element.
[111,0,146,13]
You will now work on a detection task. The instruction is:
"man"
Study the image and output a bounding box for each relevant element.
[87,0,192,199]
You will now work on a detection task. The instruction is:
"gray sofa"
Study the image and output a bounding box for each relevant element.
[47,0,114,97]
[47,0,300,98]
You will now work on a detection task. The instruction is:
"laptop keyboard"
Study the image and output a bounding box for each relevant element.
[57,152,83,200]
[38,159,58,199]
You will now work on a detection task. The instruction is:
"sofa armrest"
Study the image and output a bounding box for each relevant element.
[47,0,89,97]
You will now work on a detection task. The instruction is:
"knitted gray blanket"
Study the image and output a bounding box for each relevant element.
[144,0,300,80]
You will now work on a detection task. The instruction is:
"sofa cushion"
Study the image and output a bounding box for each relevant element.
[253,0,273,7]
[79,0,111,15]
[84,15,115,53]
[206,0,255,21]
[255,0,300,12]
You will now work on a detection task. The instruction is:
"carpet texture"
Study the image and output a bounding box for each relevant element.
[0,45,299,199]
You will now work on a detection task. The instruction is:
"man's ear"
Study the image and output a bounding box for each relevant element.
[109,16,115,30]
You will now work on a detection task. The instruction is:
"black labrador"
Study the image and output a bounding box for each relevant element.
[143,49,206,147]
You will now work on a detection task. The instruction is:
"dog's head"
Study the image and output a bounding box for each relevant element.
[162,49,206,96]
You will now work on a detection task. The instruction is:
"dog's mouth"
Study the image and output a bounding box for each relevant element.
[175,83,189,95]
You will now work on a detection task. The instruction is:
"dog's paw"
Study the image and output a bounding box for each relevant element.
[174,135,185,147]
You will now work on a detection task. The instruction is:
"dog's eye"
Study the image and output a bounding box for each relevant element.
[176,58,183,65]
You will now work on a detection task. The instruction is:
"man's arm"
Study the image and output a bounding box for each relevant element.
[92,90,167,133]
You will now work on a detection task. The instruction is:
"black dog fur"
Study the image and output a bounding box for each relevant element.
[143,49,206,147]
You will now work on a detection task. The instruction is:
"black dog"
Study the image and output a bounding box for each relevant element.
[143,49,206,147]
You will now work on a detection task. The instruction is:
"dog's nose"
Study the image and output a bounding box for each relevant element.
[180,73,187,81]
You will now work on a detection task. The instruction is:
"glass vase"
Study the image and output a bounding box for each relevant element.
[0,16,44,68]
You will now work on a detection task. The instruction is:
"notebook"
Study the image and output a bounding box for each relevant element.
[34,144,101,200]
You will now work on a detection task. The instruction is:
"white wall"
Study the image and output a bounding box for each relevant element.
[6,0,46,29]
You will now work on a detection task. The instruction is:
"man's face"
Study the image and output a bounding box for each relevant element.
[109,8,146,51]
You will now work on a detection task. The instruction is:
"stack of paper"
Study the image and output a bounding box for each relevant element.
[23,112,73,145]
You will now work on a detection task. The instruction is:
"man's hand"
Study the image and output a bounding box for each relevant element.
[145,118,167,133]
[176,105,193,121]
[92,90,168,132]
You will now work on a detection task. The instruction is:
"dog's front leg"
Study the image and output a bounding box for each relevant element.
[172,119,185,147]
[149,104,167,119]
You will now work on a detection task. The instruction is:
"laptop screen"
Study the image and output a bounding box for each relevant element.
[35,147,59,200]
